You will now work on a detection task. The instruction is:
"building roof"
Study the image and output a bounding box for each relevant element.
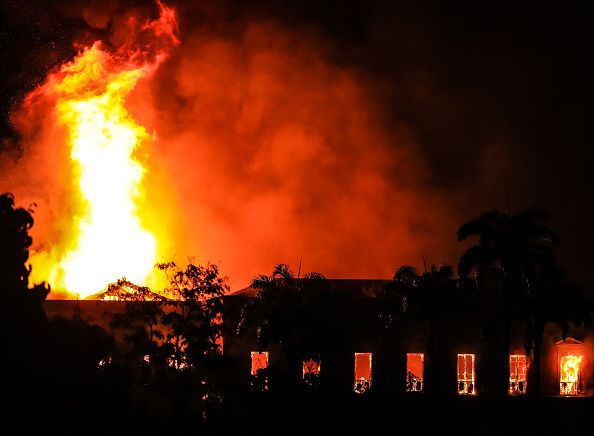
[86,281,168,301]
[555,337,584,346]
[229,278,391,298]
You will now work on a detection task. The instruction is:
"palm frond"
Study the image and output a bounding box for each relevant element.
[458,245,483,278]
[456,210,499,241]
[394,265,418,284]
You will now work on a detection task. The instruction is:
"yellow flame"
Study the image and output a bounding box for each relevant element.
[22,1,179,299]
[560,354,582,395]
[48,43,156,298]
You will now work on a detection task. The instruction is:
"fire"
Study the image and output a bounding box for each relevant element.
[457,353,476,395]
[55,46,155,297]
[27,1,178,298]
[509,354,528,395]
[354,352,372,394]
[560,354,582,395]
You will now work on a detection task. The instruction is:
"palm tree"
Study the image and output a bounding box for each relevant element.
[237,263,331,391]
[457,208,559,397]
[383,263,454,396]
[384,264,453,317]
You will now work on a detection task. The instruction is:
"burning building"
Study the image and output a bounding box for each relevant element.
[36,273,594,403]
[557,338,587,396]
[218,278,594,398]
[3,0,593,406]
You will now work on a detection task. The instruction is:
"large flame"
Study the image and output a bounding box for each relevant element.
[560,354,582,395]
[55,45,155,297]
[4,0,465,296]
[27,1,178,298]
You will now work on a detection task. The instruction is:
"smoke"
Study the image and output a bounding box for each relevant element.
[129,7,462,289]
[1,0,465,294]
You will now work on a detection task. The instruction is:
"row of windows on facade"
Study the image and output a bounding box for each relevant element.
[250,352,584,396]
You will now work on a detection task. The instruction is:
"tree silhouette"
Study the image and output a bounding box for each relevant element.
[157,262,227,367]
[109,279,168,389]
[104,263,228,425]
[0,192,49,317]
[41,311,115,416]
[383,264,455,395]
[0,192,49,405]
[384,264,453,314]
[457,208,559,396]
[237,263,339,392]
[155,261,228,417]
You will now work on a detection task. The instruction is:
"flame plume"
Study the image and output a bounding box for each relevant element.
[26,1,178,298]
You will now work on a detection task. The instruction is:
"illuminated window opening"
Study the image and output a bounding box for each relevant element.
[406,353,424,392]
[509,354,528,395]
[215,335,223,355]
[302,357,321,388]
[97,356,112,369]
[214,313,223,354]
[560,354,583,396]
[457,354,476,395]
[354,352,372,394]
[167,354,189,371]
[251,351,269,392]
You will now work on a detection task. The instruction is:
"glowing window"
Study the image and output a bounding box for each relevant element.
[457,354,476,395]
[303,357,321,388]
[354,352,372,394]
[560,354,583,396]
[251,351,269,391]
[97,356,112,369]
[215,335,223,355]
[167,354,189,371]
[214,313,223,354]
[406,353,424,392]
[509,354,528,395]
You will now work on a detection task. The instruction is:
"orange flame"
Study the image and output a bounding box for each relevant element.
[28,1,178,298]
[560,354,582,395]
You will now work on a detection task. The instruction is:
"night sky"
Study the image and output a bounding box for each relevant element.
[1,0,593,292]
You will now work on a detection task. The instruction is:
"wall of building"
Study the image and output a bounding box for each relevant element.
[43,297,594,398]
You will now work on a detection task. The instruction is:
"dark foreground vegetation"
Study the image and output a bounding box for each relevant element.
[1,191,591,435]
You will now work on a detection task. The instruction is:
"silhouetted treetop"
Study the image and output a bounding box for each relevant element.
[1,193,35,292]
[457,207,559,282]
[0,192,48,310]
